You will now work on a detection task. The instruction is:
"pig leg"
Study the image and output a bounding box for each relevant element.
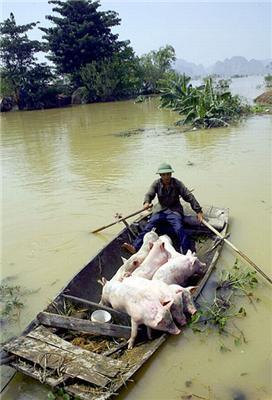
[128,319,139,349]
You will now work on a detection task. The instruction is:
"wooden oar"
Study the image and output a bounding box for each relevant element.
[202,219,272,285]
[91,206,152,234]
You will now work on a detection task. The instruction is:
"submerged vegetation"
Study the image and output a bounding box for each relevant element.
[47,388,72,400]
[189,260,259,349]
[0,280,40,324]
[0,283,24,321]
[160,74,251,129]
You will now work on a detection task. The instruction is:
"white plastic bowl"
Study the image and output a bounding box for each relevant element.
[91,310,112,323]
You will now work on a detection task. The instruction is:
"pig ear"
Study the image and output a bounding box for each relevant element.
[98,277,107,286]
[121,256,128,263]
[162,299,174,309]
[191,256,198,265]
[186,249,192,256]
[186,286,198,293]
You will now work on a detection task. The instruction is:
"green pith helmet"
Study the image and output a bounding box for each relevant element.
[156,162,174,174]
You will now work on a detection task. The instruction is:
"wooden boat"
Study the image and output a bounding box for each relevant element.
[1,205,228,399]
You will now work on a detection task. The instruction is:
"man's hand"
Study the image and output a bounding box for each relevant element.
[197,211,204,223]
[143,202,152,210]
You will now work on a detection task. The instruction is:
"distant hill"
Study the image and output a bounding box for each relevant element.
[174,56,272,78]
[174,59,206,78]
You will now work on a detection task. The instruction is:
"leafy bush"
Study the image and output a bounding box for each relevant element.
[160,74,250,128]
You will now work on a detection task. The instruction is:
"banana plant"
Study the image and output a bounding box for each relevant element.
[160,74,247,128]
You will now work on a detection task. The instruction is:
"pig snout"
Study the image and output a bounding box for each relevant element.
[168,325,181,335]
[155,307,181,336]
[184,300,197,315]
[182,290,197,315]
[194,259,207,274]
[157,318,181,335]
[188,306,197,315]
[172,306,187,325]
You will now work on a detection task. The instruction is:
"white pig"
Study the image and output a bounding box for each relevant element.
[153,250,206,285]
[132,239,170,279]
[159,234,181,258]
[111,231,159,281]
[100,277,180,349]
[123,276,187,326]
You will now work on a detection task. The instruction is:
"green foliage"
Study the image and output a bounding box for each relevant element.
[218,259,258,292]
[159,72,192,109]
[134,95,147,103]
[189,262,259,348]
[251,103,272,114]
[41,0,123,80]
[80,44,141,101]
[0,6,179,106]
[0,13,53,109]
[48,388,72,400]
[215,78,232,93]
[264,74,272,87]
[17,64,54,110]
[138,45,176,93]
[160,74,249,128]
[0,72,15,97]
[0,283,26,321]
[80,61,118,101]
[0,13,43,77]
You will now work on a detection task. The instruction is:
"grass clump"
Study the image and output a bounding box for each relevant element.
[0,280,40,323]
[0,283,25,321]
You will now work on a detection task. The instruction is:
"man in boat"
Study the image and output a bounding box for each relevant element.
[122,162,203,254]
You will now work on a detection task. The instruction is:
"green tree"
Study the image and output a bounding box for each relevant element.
[0,13,52,109]
[41,0,123,83]
[139,45,176,93]
[80,43,141,101]
[152,45,176,73]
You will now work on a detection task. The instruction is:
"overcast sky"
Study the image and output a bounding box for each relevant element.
[1,0,271,66]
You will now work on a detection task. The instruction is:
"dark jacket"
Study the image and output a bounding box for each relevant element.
[144,177,202,216]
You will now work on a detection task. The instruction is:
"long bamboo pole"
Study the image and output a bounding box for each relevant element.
[202,219,272,285]
[91,206,152,234]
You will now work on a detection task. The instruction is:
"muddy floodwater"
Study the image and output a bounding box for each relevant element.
[1,76,271,399]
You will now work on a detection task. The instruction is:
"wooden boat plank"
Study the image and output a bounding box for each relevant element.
[4,326,128,387]
[66,335,167,400]
[27,325,126,371]
[4,336,111,387]
[10,361,69,387]
[37,311,132,339]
